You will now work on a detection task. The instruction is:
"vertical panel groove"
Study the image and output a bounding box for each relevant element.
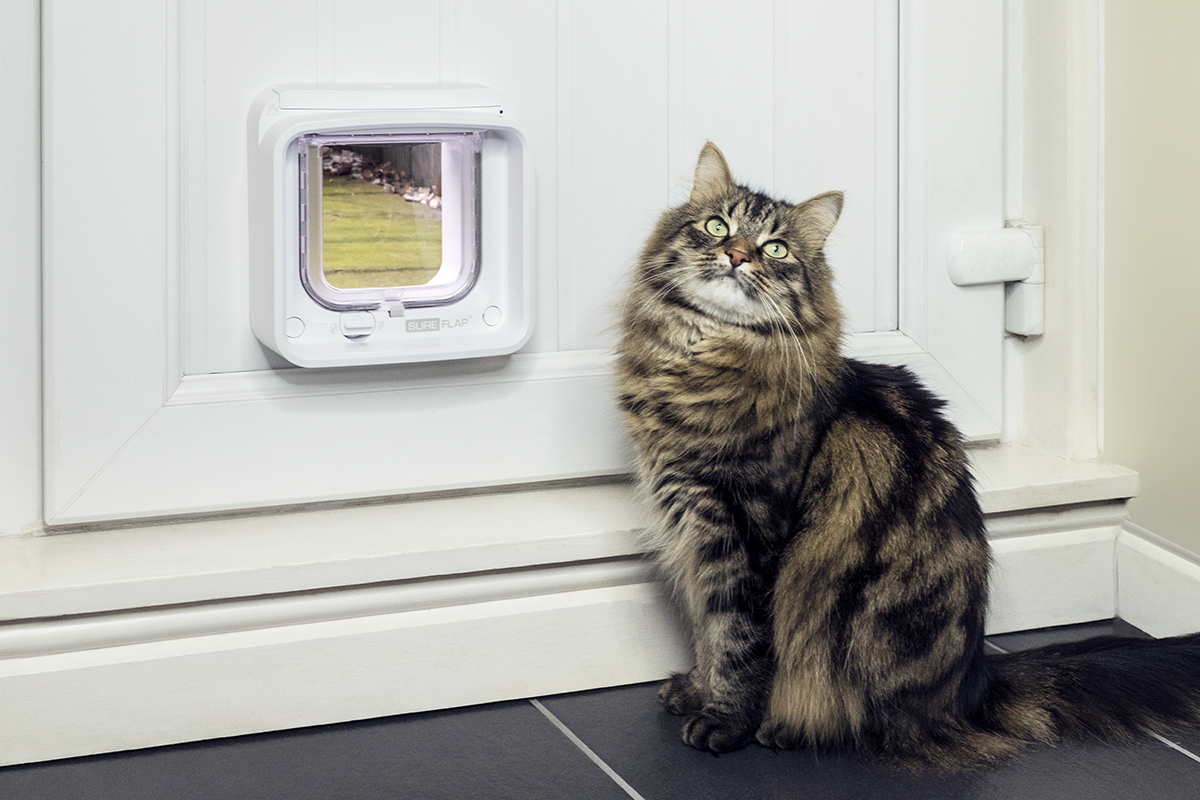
[179,0,208,377]
[316,0,335,82]
[164,0,183,399]
[555,0,573,351]
[667,0,685,191]
[438,0,457,82]
[773,0,791,200]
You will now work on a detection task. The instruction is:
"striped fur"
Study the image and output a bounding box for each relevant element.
[615,143,1200,771]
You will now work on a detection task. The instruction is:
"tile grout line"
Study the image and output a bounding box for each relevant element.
[528,699,649,800]
[1149,733,1200,765]
[987,639,1200,764]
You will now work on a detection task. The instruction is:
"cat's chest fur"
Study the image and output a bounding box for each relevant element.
[626,313,809,438]
[620,313,821,549]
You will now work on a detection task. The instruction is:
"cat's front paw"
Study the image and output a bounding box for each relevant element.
[755,719,803,750]
[658,672,704,716]
[681,710,757,754]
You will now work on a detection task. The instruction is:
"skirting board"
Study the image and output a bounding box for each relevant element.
[3,511,1197,766]
[1116,521,1200,638]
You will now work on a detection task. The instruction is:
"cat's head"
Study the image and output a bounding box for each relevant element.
[642,143,843,331]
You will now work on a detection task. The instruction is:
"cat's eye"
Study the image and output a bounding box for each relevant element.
[763,241,789,259]
[704,218,729,237]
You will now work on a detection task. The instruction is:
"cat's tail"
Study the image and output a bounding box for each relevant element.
[879,632,1200,772]
[982,632,1200,741]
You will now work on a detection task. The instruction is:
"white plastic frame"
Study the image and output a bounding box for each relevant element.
[248,84,533,367]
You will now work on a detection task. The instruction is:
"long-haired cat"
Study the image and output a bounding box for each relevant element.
[615,142,1200,771]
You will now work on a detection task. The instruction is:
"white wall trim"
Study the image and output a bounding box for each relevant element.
[986,527,1115,634]
[1018,0,1106,460]
[1116,521,1200,638]
[0,559,662,661]
[0,580,693,768]
[2,445,1136,621]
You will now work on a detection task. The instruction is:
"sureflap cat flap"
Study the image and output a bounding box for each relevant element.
[247,84,533,368]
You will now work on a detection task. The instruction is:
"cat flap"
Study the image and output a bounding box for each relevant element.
[247,83,533,367]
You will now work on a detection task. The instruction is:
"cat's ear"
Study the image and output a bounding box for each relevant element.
[690,143,735,204]
[793,191,844,247]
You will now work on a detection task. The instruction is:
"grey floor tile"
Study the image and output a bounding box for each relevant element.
[986,618,1151,652]
[0,701,630,800]
[541,679,1200,800]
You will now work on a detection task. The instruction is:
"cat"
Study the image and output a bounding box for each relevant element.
[614,142,1200,771]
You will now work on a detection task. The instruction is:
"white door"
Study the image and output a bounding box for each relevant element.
[42,0,1009,525]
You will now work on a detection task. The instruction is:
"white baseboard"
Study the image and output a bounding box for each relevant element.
[986,526,1116,634]
[5,500,1197,767]
[0,579,692,767]
[1116,521,1200,637]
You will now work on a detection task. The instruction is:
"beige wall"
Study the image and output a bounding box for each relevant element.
[1105,0,1200,555]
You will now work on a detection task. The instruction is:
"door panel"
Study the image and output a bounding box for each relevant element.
[43,0,1005,525]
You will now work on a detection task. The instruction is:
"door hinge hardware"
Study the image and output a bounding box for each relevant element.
[946,221,1044,336]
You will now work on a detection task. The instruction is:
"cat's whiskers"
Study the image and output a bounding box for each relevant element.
[635,263,694,319]
[784,311,835,412]
[756,289,814,409]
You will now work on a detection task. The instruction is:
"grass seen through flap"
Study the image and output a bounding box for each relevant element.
[320,176,442,289]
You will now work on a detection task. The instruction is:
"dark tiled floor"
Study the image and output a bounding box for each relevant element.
[3,620,1199,799]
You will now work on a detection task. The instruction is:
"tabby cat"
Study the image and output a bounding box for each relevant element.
[615,142,1200,771]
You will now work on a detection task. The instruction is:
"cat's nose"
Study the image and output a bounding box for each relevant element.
[726,248,751,267]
